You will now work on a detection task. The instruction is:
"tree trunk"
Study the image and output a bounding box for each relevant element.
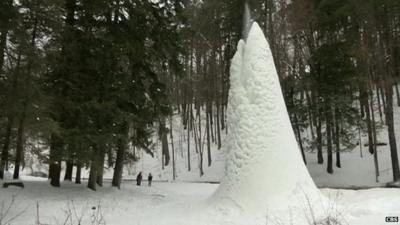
[193,116,199,155]
[197,107,204,176]
[96,146,105,187]
[385,82,400,181]
[359,88,365,118]
[209,104,215,144]
[216,103,222,149]
[334,108,341,168]
[376,85,383,123]
[362,87,374,154]
[160,118,170,166]
[316,107,323,164]
[326,101,333,174]
[206,103,212,167]
[88,144,102,191]
[289,88,306,164]
[49,134,62,187]
[170,116,176,180]
[49,162,61,187]
[75,163,81,184]
[380,84,386,113]
[369,88,379,182]
[0,25,8,74]
[88,160,98,191]
[112,135,126,188]
[395,83,400,107]
[64,160,73,181]
[306,91,315,139]
[0,0,11,73]
[358,126,363,157]
[0,116,13,179]
[221,101,225,130]
[294,112,306,165]
[199,145,204,177]
[13,114,26,179]
[187,103,191,171]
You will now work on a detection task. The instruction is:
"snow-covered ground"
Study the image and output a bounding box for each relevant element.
[0,178,399,225]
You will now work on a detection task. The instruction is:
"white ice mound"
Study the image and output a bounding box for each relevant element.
[212,22,326,215]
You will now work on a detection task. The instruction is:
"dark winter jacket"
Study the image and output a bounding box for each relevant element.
[136,173,142,186]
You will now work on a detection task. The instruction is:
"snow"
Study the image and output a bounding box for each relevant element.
[0,180,399,225]
[320,188,400,225]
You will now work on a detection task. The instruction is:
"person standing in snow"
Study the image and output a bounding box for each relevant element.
[148,173,153,186]
[136,172,142,186]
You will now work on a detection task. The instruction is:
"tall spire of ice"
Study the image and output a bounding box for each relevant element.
[213,22,325,216]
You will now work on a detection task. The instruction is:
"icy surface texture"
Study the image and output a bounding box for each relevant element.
[213,22,325,215]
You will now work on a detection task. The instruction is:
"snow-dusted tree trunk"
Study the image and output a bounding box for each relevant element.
[213,22,323,214]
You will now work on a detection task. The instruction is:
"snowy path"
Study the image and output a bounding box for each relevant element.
[0,179,399,225]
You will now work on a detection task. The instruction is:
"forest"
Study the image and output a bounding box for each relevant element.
[0,0,400,192]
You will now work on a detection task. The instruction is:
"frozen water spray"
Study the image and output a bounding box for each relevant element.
[242,1,252,41]
[213,17,329,222]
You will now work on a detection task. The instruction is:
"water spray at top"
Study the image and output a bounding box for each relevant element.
[242,2,252,41]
